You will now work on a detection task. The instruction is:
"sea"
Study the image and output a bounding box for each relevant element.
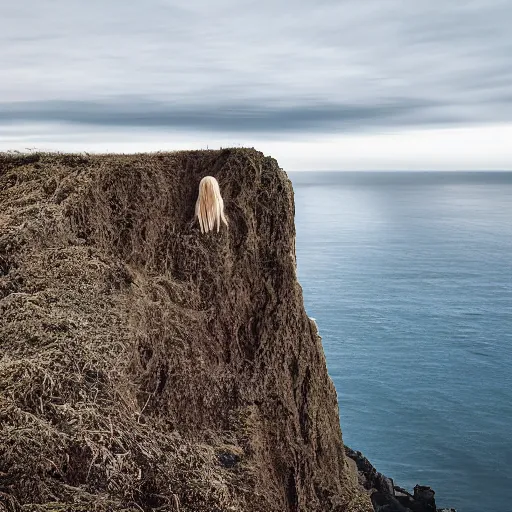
[289,171,512,512]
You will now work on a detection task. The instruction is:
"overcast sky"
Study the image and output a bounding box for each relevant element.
[2,0,512,169]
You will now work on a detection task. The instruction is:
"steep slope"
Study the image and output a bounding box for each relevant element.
[0,149,372,512]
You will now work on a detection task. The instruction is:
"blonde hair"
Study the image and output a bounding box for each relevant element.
[195,176,228,233]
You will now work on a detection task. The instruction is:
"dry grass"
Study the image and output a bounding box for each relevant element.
[0,150,372,512]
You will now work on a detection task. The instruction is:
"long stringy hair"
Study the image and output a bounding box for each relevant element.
[194,176,228,233]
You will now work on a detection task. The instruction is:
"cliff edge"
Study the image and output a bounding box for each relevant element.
[0,149,372,511]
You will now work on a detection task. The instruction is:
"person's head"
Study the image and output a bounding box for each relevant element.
[195,176,228,233]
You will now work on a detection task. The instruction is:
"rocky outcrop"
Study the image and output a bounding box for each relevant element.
[344,448,455,512]
[0,149,372,511]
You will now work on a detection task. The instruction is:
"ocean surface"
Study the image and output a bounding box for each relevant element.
[290,172,512,512]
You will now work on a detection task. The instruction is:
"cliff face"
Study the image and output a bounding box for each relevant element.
[0,149,372,512]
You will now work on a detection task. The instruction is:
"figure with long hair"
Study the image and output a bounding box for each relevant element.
[195,176,228,234]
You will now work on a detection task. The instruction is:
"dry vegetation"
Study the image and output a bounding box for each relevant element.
[0,149,372,512]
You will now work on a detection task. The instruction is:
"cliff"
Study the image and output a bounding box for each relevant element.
[0,149,372,512]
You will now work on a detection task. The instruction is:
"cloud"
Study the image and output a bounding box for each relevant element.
[0,97,443,133]
[2,122,512,172]
[2,0,512,134]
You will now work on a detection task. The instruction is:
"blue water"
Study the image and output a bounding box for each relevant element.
[290,172,512,512]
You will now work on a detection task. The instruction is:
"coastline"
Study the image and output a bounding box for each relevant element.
[345,447,456,512]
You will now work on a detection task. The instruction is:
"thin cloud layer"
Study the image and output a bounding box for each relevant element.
[2,0,512,133]
[0,98,442,132]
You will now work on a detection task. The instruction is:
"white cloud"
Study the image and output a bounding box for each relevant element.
[2,122,511,171]
[2,0,512,168]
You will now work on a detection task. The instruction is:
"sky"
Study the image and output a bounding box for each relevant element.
[2,0,512,170]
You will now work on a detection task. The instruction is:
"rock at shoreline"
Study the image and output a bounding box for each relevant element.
[344,447,456,512]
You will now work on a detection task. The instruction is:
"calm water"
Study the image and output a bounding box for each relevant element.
[290,172,512,512]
